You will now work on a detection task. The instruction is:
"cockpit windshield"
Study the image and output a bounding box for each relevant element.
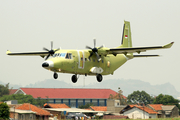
[52,53,72,59]
[53,53,66,58]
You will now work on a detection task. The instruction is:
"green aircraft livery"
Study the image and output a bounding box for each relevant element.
[6,21,174,83]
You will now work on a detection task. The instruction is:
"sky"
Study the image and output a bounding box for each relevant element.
[1,1,180,92]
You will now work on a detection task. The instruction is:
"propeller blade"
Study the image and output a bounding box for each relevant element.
[95,52,101,61]
[88,52,93,59]
[54,48,60,52]
[98,45,104,49]
[45,54,50,60]
[51,41,53,50]
[43,47,49,52]
[86,46,92,49]
[94,39,96,48]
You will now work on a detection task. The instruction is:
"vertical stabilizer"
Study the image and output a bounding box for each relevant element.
[120,21,132,48]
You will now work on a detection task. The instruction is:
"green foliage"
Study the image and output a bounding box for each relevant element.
[127,90,154,105]
[79,103,94,109]
[0,83,10,97]
[108,88,127,105]
[0,103,10,120]
[153,94,180,109]
[0,94,48,107]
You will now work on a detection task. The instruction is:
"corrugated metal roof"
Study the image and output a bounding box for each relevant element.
[161,105,175,111]
[18,88,117,99]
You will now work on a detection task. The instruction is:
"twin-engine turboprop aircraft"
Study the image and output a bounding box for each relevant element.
[6,21,174,83]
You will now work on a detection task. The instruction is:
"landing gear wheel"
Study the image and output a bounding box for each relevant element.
[96,74,103,82]
[72,75,77,83]
[53,73,58,79]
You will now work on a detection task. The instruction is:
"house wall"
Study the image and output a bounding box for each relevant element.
[123,107,151,119]
[18,114,36,120]
[171,106,179,118]
[107,99,126,113]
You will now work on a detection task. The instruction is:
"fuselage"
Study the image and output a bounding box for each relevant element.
[42,49,129,76]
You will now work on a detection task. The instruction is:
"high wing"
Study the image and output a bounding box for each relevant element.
[107,42,174,55]
[6,50,49,58]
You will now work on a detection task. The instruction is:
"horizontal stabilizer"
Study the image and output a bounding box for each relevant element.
[133,55,159,57]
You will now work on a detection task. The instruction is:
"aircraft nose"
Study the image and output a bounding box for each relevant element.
[42,61,54,68]
[42,62,49,67]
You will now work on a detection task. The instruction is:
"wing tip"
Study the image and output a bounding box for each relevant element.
[6,50,11,55]
[163,42,174,48]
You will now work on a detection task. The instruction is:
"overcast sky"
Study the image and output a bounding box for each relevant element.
[1,1,180,92]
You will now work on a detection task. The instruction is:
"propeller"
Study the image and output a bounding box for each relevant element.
[86,39,103,61]
[43,41,60,60]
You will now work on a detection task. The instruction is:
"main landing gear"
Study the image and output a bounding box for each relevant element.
[96,74,103,82]
[71,74,77,83]
[53,72,58,79]
[53,73,103,83]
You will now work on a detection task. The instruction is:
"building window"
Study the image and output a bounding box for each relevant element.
[55,99,62,103]
[70,99,76,108]
[63,99,69,106]
[99,99,105,106]
[92,99,98,106]
[78,99,83,107]
[48,99,54,103]
[85,99,91,105]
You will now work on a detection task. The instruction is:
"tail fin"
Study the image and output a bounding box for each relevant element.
[120,21,132,48]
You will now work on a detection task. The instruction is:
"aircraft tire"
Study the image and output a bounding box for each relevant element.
[96,74,103,82]
[72,75,77,83]
[53,73,58,79]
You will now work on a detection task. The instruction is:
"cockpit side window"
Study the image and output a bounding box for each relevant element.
[69,53,72,59]
[65,53,69,59]
[65,53,73,59]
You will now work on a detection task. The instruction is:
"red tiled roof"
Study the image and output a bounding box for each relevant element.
[44,103,70,108]
[148,104,163,111]
[136,106,158,114]
[122,105,157,114]
[16,103,50,116]
[9,89,18,95]
[19,88,117,99]
[90,106,107,111]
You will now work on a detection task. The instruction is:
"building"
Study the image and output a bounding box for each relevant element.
[44,103,70,108]
[147,104,179,118]
[16,103,51,120]
[90,106,107,111]
[10,108,36,120]
[14,88,118,107]
[107,99,126,114]
[120,105,158,119]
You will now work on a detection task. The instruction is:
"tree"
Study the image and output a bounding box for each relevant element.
[0,94,48,107]
[153,94,180,109]
[0,103,10,120]
[79,103,94,109]
[108,87,127,105]
[0,83,10,97]
[127,90,154,105]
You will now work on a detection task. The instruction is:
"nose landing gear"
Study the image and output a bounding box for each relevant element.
[53,72,58,79]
